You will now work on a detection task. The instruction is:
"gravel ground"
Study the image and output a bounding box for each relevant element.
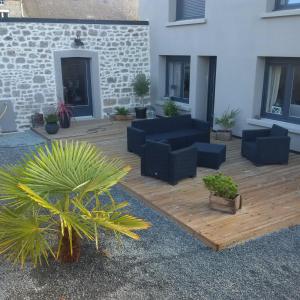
[0,135,299,300]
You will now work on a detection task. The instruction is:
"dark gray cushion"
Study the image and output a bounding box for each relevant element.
[146,129,201,142]
[242,141,257,161]
[132,115,193,134]
[271,125,288,137]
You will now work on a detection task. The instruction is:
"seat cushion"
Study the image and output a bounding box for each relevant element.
[271,124,288,137]
[193,143,225,154]
[193,143,226,169]
[132,115,193,134]
[146,129,202,142]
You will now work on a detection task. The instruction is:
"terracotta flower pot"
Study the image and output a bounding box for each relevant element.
[209,193,242,214]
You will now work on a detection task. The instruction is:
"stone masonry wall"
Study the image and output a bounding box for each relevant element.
[0,20,150,130]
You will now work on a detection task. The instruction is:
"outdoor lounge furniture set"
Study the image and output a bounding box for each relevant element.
[127,115,226,185]
[127,116,290,185]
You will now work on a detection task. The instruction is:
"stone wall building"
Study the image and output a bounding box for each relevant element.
[0,18,150,131]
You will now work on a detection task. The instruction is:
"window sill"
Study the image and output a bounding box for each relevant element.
[261,9,300,19]
[166,18,207,27]
[247,118,300,134]
[156,99,191,112]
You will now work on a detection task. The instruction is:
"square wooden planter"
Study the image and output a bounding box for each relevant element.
[209,193,242,214]
[215,130,232,141]
[113,115,134,121]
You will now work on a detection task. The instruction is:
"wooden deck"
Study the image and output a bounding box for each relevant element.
[34,119,300,250]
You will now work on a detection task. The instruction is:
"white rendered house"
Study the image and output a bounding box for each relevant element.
[140,0,300,151]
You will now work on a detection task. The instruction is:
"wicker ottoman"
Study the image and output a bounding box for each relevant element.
[193,143,226,169]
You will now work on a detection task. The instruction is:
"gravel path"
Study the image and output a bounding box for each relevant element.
[0,134,299,300]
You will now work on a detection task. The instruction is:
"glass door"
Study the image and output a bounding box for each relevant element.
[61,57,93,117]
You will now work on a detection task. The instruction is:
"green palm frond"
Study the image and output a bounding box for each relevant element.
[0,207,55,267]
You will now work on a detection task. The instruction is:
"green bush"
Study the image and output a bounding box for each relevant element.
[203,173,238,200]
[132,73,150,106]
[215,108,240,131]
[163,100,179,117]
[45,114,58,124]
[115,107,129,116]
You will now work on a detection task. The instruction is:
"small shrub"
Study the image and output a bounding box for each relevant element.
[215,108,240,131]
[45,114,58,124]
[115,107,129,116]
[203,173,238,200]
[132,73,150,106]
[164,100,179,117]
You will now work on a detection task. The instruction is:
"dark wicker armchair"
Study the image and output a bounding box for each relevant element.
[141,141,197,185]
[241,124,290,166]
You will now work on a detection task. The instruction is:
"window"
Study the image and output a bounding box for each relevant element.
[176,0,205,21]
[166,56,190,103]
[261,58,300,123]
[0,0,4,5]
[0,10,8,18]
[275,0,300,10]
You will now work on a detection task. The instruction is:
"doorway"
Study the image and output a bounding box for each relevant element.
[207,57,217,126]
[61,57,93,117]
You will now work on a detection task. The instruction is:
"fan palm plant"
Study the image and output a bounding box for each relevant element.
[0,141,150,267]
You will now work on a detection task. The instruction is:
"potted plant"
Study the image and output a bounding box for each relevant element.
[132,73,150,119]
[203,173,242,214]
[57,101,72,129]
[31,112,44,128]
[114,107,133,121]
[45,114,59,135]
[215,108,240,141]
[163,100,179,117]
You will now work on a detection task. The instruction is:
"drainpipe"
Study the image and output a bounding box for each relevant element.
[20,0,24,17]
[0,103,8,134]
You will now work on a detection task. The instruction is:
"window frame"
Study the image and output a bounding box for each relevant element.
[165,56,191,104]
[0,10,8,18]
[275,0,300,10]
[261,57,300,125]
[0,0,4,5]
[176,0,205,21]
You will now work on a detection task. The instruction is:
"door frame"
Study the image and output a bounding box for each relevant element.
[207,56,217,126]
[54,50,102,119]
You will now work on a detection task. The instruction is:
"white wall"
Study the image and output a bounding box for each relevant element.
[140,0,300,151]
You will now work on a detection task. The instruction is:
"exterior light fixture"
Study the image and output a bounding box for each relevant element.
[74,32,84,47]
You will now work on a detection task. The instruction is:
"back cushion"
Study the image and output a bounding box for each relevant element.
[271,124,288,137]
[132,115,193,134]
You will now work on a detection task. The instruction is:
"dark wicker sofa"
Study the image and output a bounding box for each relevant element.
[127,115,210,156]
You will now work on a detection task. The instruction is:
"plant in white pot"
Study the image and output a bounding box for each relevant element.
[215,108,240,141]
[132,73,150,119]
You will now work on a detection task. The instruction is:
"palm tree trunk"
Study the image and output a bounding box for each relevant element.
[58,227,81,263]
